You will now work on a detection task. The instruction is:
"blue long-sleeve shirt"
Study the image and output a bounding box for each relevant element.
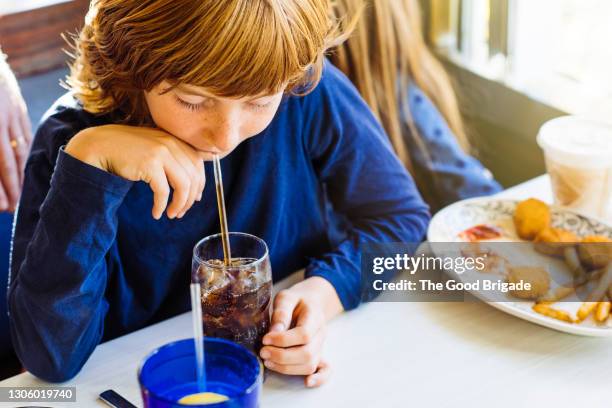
[404,85,502,212]
[7,63,430,382]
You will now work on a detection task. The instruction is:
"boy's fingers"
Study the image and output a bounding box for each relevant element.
[305,359,331,388]
[266,291,299,337]
[263,360,319,376]
[260,329,324,365]
[178,167,198,218]
[147,166,170,220]
[182,151,205,204]
[163,161,190,219]
[176,141,206,201]
[166,144,199,218]
[265,306,321,348]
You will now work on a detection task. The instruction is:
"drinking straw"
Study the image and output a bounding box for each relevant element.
[213,154,231,266]
[190,282,206,391]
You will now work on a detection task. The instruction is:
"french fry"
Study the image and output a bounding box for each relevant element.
[588,267,604,282]
[576,302,599,322]
[533,303,575,323]
[587,263,612,301]
[563,247,587,285]
[595,301,611,323]
[537,263,608,310]
[538,268,608,305]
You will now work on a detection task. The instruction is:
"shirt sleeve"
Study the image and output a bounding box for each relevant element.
[300,64,431,311]
[8,118,133,382]
[405,85,502,213]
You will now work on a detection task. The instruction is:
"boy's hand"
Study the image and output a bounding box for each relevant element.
[260,276,343,388]
[65,124,210,220]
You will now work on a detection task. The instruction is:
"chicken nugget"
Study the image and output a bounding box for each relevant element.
[578,235,612,270]
[534,227,579,257]
[513,198,550,240]
[507,266,550,299]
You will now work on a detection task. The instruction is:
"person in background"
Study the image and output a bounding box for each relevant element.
[0,48,32,211]
[0,47,32,378]
[330,0,502,213]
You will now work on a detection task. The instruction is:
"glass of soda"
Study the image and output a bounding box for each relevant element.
[192,232,272,353]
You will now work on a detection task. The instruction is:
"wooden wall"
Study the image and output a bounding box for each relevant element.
[0,0,89,78]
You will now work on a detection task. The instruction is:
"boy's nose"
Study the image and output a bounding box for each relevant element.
[209,120,241,154]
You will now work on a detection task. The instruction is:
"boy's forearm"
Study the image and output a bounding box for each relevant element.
[9,149,133,382]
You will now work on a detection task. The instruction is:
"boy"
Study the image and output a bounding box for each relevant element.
[8,0,430,386]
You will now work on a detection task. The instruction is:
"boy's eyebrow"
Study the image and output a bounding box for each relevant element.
[174,84,212,98]
[174,84,274,101]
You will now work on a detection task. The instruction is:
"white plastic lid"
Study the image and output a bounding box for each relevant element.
[537,116,612,168]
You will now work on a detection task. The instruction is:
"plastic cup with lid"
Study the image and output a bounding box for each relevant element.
[537,116,612,224]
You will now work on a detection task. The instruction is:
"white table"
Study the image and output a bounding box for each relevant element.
[4,175,611,408]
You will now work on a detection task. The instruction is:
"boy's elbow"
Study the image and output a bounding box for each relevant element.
[30,364,81,384]
[399,205,431,242]
[18,349,85,383]
[10,312,90,383]
[8,282,103,384]
[417,206,432,233]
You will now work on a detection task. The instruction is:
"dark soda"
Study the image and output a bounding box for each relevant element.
[200,259,272,353]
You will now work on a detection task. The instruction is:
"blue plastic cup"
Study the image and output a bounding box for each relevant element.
[138,338,261,407]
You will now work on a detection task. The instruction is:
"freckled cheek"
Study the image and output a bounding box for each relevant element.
[149,102,198,139]
[241,112,277,141]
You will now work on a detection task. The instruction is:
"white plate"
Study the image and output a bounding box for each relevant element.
[427,197,612,337]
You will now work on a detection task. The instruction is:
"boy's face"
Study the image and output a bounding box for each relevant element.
[144,81,285,158]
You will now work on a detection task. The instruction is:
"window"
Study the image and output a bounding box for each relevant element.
[428,0,612,116]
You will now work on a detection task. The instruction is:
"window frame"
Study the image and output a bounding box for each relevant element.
[427,0,612,119]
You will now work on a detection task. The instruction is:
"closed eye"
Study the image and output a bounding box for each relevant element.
[174,95,203,111]
[247,101,273,112]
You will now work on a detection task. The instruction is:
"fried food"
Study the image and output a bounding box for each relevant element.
[578,235,612,270]
[538,285,575,302]
[534,227,579,257]
[532,303,574,323]
[507,266,550,299]
[587,264,612,302]
[563,246,588,285]
[576,302,599,322]
[513,198,551,240]
[595,301,611,323]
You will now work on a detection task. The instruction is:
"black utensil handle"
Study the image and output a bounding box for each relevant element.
[99,389,138,408]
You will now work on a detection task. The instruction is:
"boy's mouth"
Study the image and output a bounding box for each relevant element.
[199,149,230,161]
[201,149,225,157]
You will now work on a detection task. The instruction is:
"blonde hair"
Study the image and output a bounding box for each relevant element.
[329,0,469,168]
[66,0,347,124]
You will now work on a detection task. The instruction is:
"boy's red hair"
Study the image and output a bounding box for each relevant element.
[66,0,350,124]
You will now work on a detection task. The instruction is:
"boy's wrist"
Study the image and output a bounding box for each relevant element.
[293,276,344,321]
[65,128,107,171]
